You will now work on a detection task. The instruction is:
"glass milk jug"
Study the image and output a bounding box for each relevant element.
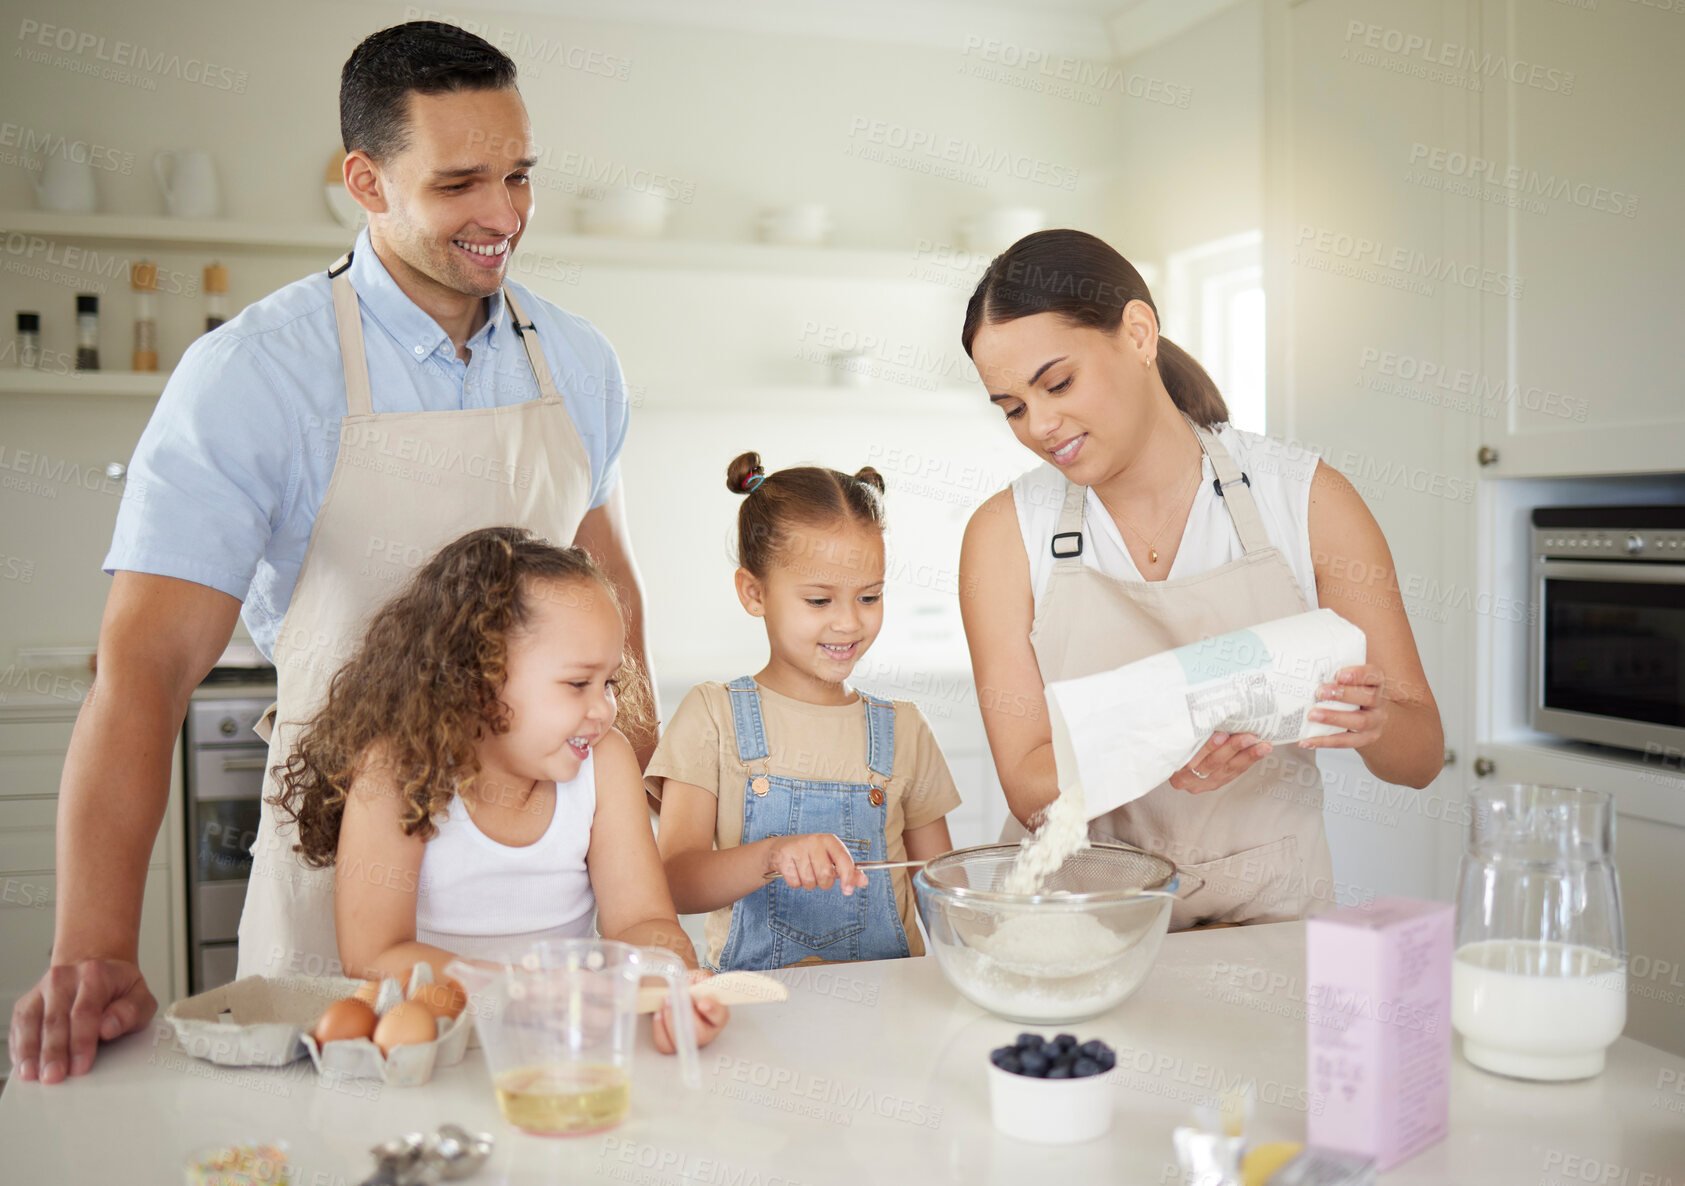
[1452,785,1626,1080]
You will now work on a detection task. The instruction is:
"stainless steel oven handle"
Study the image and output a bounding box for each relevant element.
[219,756,269,772]
[1536,559,1685,583]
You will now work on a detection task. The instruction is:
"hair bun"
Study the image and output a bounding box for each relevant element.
[852,465,886,496]
[727,451,765,496]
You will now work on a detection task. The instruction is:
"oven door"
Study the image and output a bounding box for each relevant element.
[1531,558,1685,755]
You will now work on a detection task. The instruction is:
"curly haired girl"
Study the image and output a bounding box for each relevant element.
[271,525,726,1053]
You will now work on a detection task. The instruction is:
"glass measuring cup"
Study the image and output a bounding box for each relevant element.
[448,939,700,1136]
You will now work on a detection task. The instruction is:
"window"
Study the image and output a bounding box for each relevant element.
[1164,231,1265,434]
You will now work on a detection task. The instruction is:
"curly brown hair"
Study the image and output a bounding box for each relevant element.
[270,525,652,868]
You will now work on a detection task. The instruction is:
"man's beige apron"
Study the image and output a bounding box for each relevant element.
[1003,421,1335,931]
[236,251,594,979]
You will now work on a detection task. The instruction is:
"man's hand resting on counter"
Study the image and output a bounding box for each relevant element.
[9,957,158,1084]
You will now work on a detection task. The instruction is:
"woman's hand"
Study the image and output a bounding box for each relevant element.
[1296,664,1390,750]
[1168,731,1272,794]
[652,969,731,1053]
[762,833,868,894]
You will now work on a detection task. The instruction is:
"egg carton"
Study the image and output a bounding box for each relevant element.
[164,964,471,1087]
[299,962,473,1088]
[166,973,363,1067]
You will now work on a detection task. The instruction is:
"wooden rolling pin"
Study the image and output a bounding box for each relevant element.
[634,970,789,1014]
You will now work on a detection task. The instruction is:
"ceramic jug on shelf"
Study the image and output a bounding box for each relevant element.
[32,153,97,213]
[154,149,220,219]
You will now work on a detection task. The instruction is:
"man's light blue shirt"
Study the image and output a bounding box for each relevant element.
[104,227,628,661]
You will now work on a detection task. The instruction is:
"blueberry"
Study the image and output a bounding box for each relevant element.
[1072,1057,1101,1077]
[1054,1033,1078,1051]
[1096,1049,1117,1071]
[990,1046,1016,1068]
[997,1052,1022,1074]
[1046,1064,1073,1079]
[1079,1040,1105,1060]
[1018,1051,1050,1077]
[1016,1032,1045,1052]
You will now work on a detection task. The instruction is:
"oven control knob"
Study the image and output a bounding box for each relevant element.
[219,717,238,736]
[1625,534,1644,555]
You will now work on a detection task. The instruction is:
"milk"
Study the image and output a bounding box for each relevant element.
[1452,939,1626,1081]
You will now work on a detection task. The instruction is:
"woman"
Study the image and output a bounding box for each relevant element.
[958,230,1443,929]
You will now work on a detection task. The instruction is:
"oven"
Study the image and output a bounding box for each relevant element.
[1530,506,1685,757]
[184,688,273,992]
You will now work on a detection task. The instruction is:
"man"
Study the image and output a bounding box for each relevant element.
[9,21,655,1084]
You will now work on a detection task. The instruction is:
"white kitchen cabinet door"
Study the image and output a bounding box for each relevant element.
[1264,0,1480,902]
[1475,1,1685,477]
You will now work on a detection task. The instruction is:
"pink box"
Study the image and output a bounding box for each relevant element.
[1306,897,1453,1171]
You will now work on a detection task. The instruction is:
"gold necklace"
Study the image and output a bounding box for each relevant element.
[1100,462,1202,567]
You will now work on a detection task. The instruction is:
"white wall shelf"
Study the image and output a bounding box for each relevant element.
[0,209,933,280]
[0,369,168,398]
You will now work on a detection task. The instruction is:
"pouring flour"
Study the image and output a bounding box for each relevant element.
[1004,608,1366,894]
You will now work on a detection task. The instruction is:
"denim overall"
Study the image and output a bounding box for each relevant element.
[716,677,913,971]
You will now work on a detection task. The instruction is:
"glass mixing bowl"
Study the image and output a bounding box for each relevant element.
[913,843,1180,1024]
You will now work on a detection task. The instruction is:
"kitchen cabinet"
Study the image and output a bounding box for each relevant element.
[1474,1,1685,477]
[0,708,183,1070]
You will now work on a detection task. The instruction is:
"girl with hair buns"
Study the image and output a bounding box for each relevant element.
[648,454,961,971]
[271,525,728,1055]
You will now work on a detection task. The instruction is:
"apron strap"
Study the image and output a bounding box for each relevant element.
[1191,421,1273,555]
[860,693,896,780]
[329,258,375,417]
[724,676,772,764]
[1050,479,1087,566]
[502,286,564,400]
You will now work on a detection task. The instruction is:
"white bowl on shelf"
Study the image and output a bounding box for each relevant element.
[757,203,833,247]
[576,186,669,238]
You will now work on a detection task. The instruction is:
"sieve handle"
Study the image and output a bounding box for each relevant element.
[762,858,926,882]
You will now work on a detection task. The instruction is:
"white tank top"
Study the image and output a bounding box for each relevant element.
[414,752,597,962]
[1012,424,1320,609]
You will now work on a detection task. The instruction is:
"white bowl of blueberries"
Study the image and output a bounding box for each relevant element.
[987,1032,1119,1144]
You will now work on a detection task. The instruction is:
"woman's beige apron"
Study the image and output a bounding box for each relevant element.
[235,251,594,979]
[1003,421,1335,930]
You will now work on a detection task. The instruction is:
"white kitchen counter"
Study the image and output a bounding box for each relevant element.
[3,922,1681,1184]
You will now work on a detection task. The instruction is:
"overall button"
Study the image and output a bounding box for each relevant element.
[867,786,885,807]
[752,776,770,796]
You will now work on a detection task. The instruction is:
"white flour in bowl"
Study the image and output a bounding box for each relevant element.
[1002,782,1088,895]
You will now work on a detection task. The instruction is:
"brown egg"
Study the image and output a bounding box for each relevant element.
[372,1000,437,1055]
[408,976,466,1021]
[351,980,381,1007]
[313,997,377,1046]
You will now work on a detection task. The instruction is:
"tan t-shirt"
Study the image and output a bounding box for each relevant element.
[645,680,962,968]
